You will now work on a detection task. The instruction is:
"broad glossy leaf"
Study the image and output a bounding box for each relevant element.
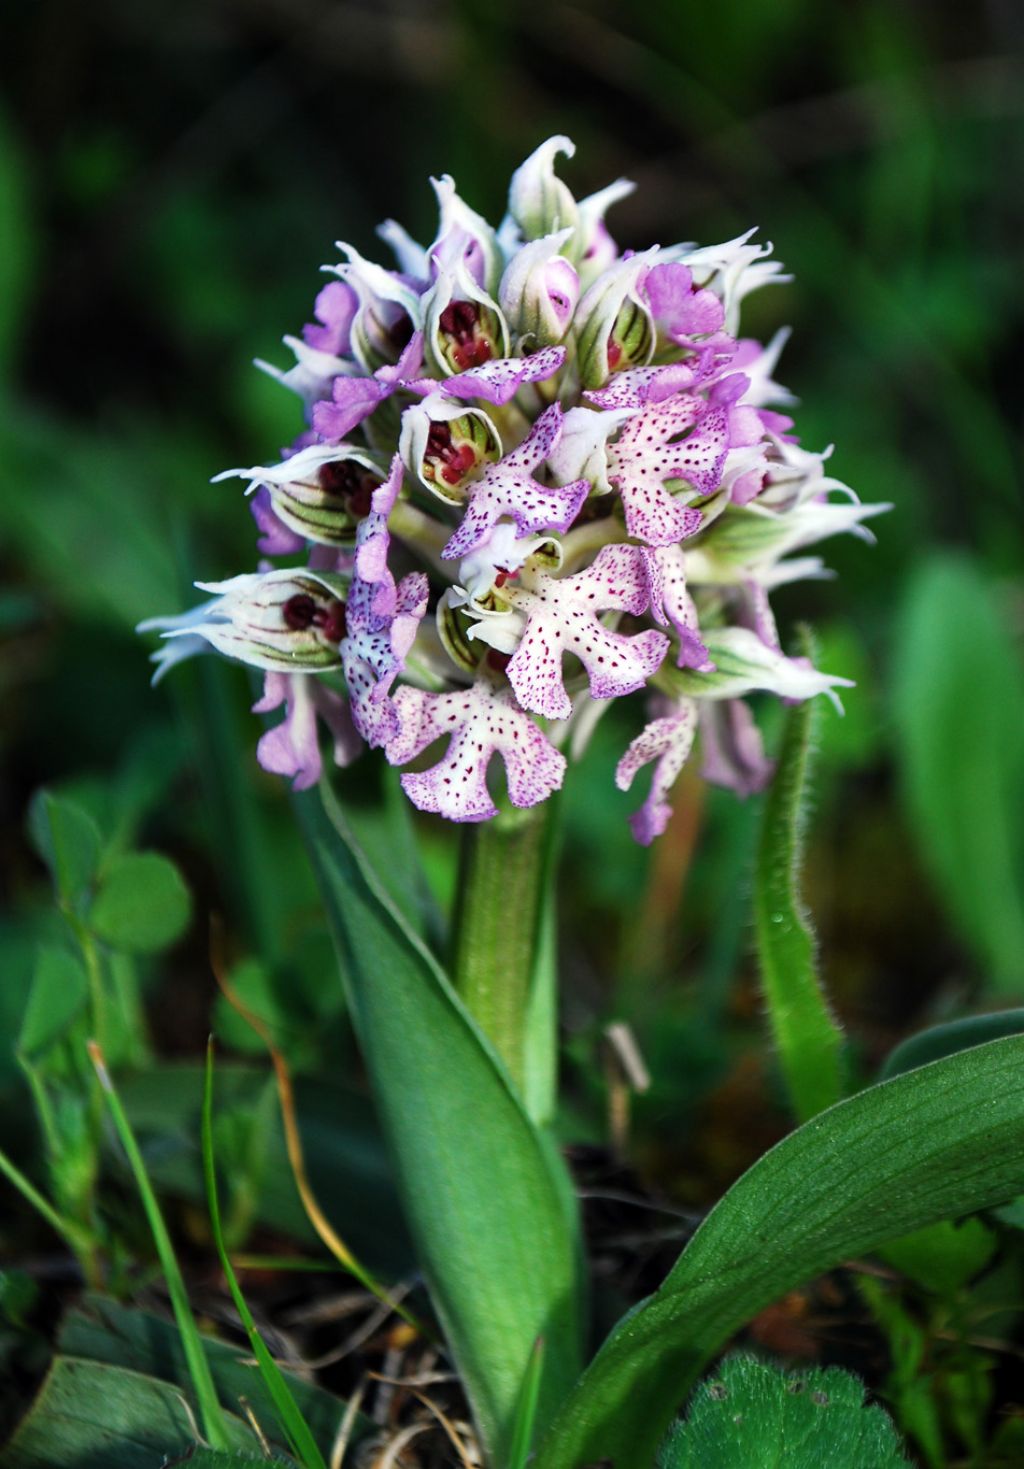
[754,653,843,1121]
[295,781,582,1464]
[90,851,192,953]
[893,556,1024,988]
[535,1036,1024,1469]
[0,1357,259,1467]
[659,1354,910,1468]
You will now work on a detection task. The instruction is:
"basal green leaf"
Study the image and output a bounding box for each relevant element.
[879,1010,1024,1081]
[658,1354,910,1468]
[754,641,844,1121]
[90,851,192,953]
[60,1294,367,1460]
[27,790,101,903]
[893,556,1024,988]
[535,1036,1024,1469]
[295,781,582,1464]
[0,1357,258,1467]
[18,948,89,1059]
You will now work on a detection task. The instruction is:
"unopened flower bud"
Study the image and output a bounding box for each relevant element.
[499,229,580,348]
[430,175,502,295]
[508,136,579,241]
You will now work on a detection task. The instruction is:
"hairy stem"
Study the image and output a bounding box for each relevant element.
[451,803,551,1094]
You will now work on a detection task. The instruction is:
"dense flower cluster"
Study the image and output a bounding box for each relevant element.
[141,137,885,841]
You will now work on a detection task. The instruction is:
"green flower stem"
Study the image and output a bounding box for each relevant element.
[388,500,452,573]
[451,802,552,1096]
[559,516,623,572]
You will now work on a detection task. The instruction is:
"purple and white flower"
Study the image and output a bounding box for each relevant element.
[142,136,883,840]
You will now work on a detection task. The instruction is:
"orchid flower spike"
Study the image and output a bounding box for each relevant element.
[142,137,884,838]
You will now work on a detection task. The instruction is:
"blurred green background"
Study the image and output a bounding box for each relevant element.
[1,0,1022,1186]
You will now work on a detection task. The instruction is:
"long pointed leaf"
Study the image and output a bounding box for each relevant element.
[535,1035,1024,1469]
[295,781,581,1464]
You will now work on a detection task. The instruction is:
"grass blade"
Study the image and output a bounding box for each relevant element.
[87,1041,231,1451]
[202,1040,328,1469]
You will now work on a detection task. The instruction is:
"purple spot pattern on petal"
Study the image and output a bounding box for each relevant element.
[386,681,566,823]
[341,455,428,746]
[615,698,699,845]
[506,543,670,720]
[608,396,730,546]
[442,403,589,560]
[583,363,697,410]
[640,545,714,671]
[439,345,566,406]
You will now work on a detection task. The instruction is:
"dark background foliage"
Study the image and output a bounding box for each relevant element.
[1,0,1023,1349]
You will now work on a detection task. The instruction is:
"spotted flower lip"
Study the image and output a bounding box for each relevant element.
[440,403,589,561]
[142,133,884,839]
[504,544,671,721]
[387,680,566,823]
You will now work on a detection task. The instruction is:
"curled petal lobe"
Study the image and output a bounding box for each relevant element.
[643,261,725,342]
[302,279,358,357]
[699,698,774,797]
[387,681,566,822]
[640,545,713,671]
[615,698,699,845]
[253,672,361,791]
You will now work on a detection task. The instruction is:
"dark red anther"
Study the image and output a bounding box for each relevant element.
[425,421,478,487]
[606,340,622,370]
[487,649,512,672]
[319,460,380,518]
[283,593,317,630]
[320,599,348,644]
[388,312,414,352]
[438,299,494,371]
[493,570,508,588]
[439,300,480,339]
